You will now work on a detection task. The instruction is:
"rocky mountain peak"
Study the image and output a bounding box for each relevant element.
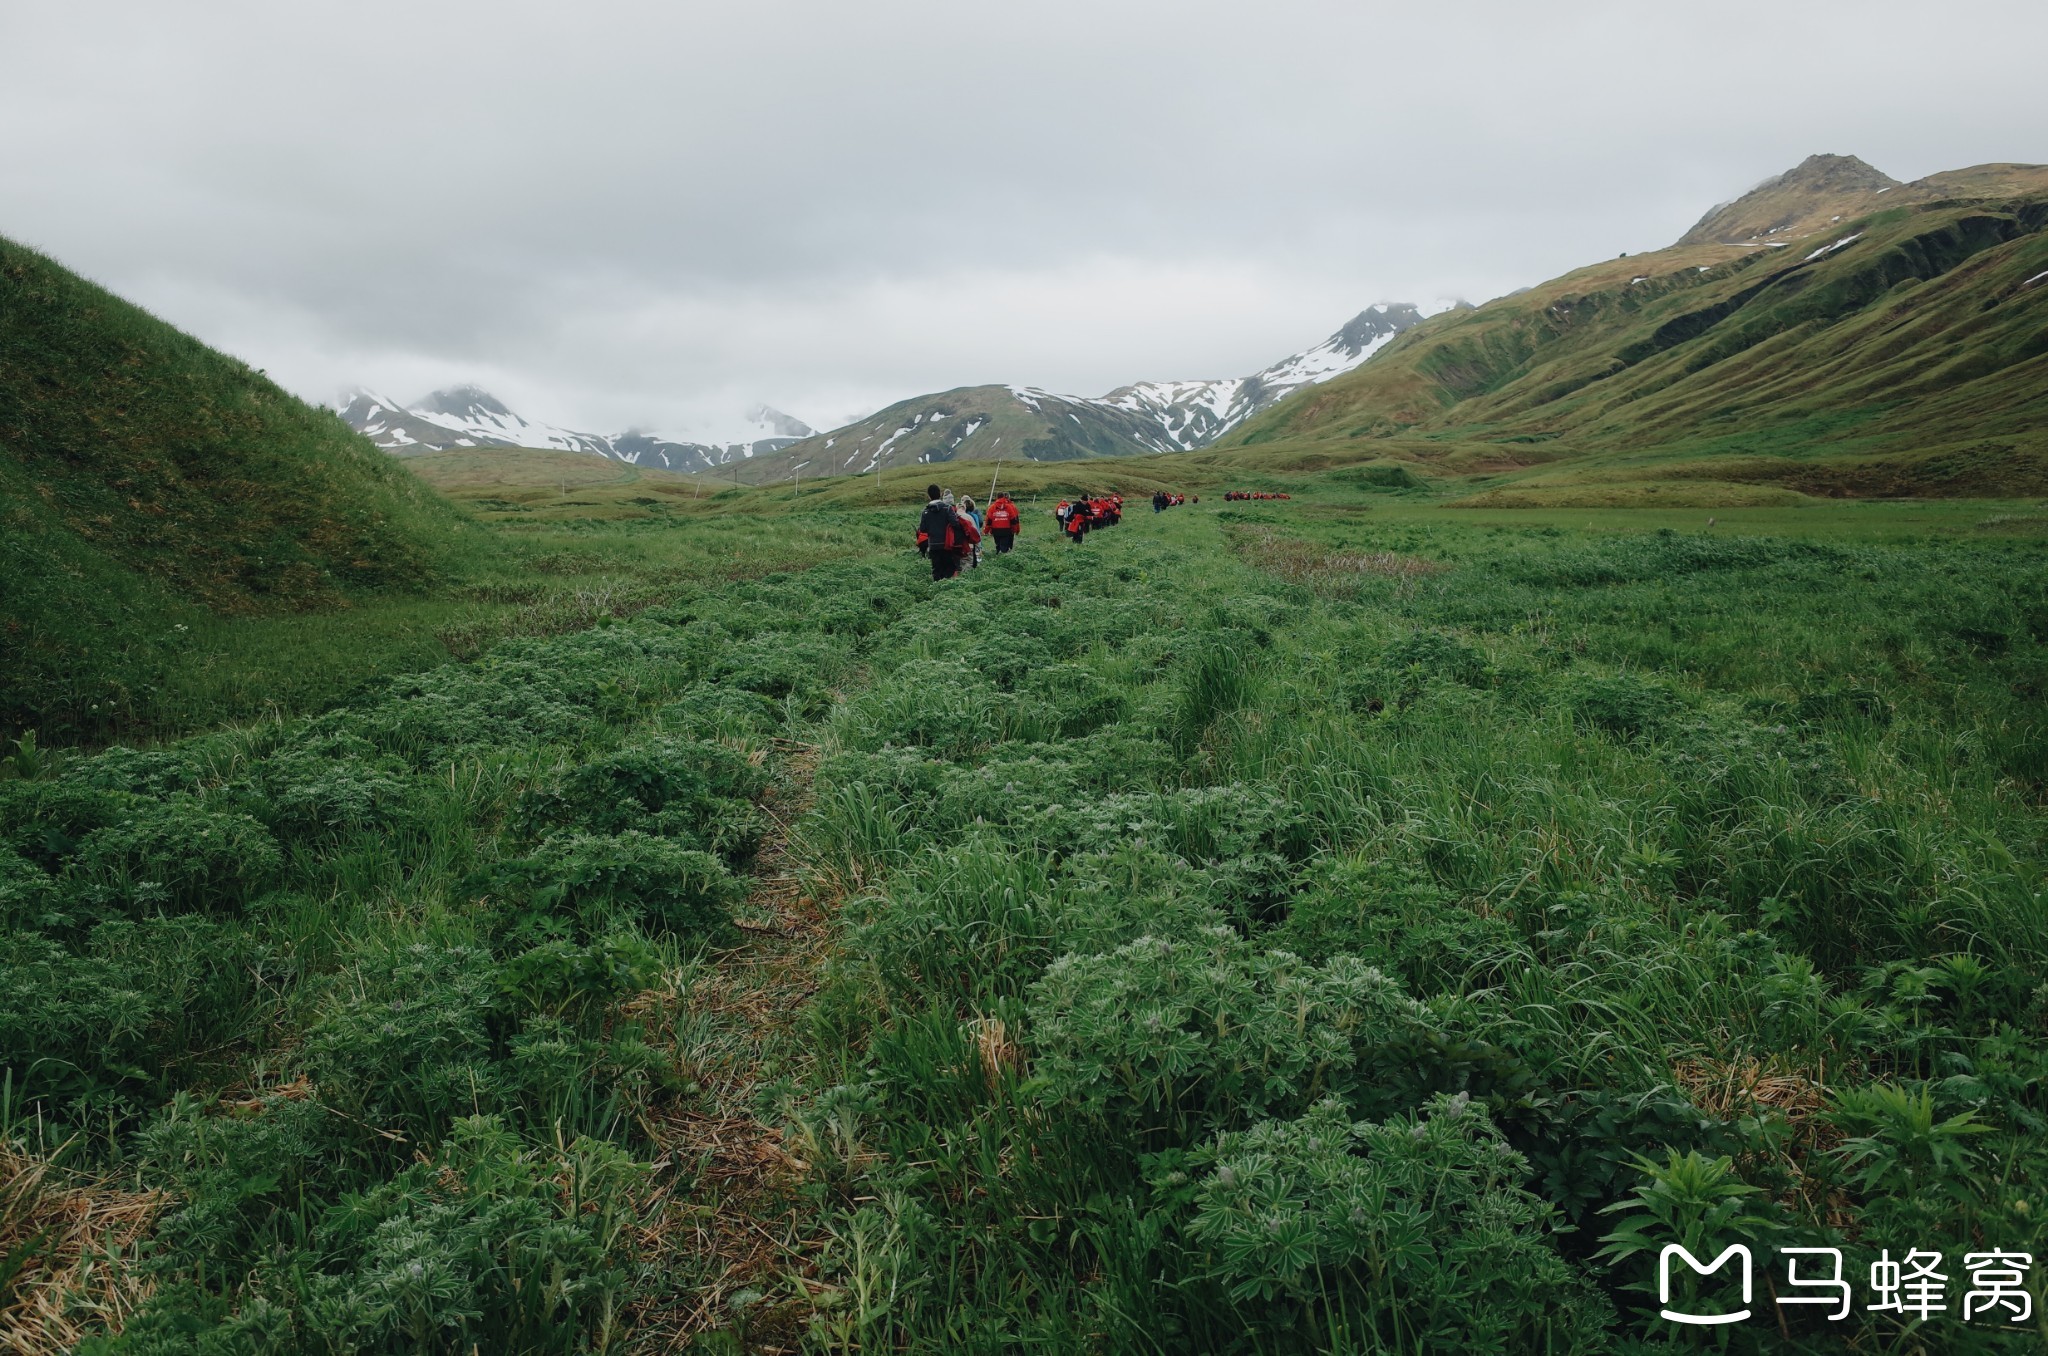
[1770,153,1900,196]
[1677,152,1907,247]
[413,385,512,418]
[1332,304,1427,356]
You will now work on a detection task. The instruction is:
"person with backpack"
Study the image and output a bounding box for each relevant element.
[1066,495,1090,545]
[919,483,973,580]
[959,496,984,569]
[986,493,1021,553]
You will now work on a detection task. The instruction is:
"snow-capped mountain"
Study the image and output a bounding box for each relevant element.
[338,386,815,473]
[1101,303,1448,450]
[748,302,1457,481]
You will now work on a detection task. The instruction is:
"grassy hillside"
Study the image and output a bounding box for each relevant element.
[1224,178,2048,502]
[1,237,470,739]
[403,445,716,521]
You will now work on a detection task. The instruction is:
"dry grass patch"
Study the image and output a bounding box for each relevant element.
[1229,526,1446,595]
[0,1147,164,1354]
[625,740,840,1353]
[1672,1055,1849,1225]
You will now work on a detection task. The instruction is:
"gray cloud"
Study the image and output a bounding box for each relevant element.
[6,0,2044,433]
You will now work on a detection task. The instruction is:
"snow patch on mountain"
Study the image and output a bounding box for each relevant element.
[1098,302,1445,450]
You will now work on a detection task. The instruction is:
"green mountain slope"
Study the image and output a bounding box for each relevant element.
[1225,158,2048,500]
[1,236,465,737]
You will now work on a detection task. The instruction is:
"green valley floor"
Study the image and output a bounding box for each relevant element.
[6,493,2048,1354]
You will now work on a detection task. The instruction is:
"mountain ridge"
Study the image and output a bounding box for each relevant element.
[1220,153,2048,500]
[747,302,1454,483]
[1677,154,2048,247]
[339,387,816,473]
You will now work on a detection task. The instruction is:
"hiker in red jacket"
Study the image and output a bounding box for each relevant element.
[986,493,1021,553]
[1067,496,1091,544]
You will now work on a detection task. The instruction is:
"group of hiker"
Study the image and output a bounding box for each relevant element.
[917,485,1024,579]
[1221,490,1292,500]
[1056,494,1122,543]
[919,485,1167,579]
[1151,491,1192,511]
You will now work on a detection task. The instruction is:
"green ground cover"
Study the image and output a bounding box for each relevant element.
[5,486,2048,1352]
[6,511,896,748]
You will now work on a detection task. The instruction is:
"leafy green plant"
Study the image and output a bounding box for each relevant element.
[1027,928,1420,1138]
[512,736,766,860]
[480,831,744,944]
[498,934,663,1031]
[1565,672,1683,740]
[304,941,502,1146]
[75,799,283,915]
[1595,1149,1781,1321]
[1826,1081,1991,1197]
[1175,1094,1611,1349]
[244,731,418,841]
[0,915,276,1137]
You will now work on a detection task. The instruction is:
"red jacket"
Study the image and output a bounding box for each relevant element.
[987,498,1019,530]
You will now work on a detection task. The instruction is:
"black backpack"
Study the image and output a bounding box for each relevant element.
[920,501,961,551]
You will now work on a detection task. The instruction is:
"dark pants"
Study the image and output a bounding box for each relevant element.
[992,529,1015,553]
[931,549,963,580]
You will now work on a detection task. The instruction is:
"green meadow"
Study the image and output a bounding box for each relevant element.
[6,463,2048,1352]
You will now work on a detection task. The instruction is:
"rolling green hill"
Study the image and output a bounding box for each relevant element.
[1,236,466,739]
[1223,158,2048,503]
[403,445,715,521]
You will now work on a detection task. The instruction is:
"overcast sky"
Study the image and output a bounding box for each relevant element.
[6,1,2044,437]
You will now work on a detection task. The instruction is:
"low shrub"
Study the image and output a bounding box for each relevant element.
[305,941,502,1145]
[480,831,744,943]
[1564,672,1684,740]
[0,845,69,930]
[657,683,785,739]
[1174,1094,1612,1350]
[0,780,126,869]
[0,919,265,1120]
[845,662,1005,758]
[1028,928,1420,1139]
[1025,662,1129,736]
[1274,855,1514,991]
[74,799,283,914]
[118,1114,644,1356]
[498,934,663,1032]
[244,731,419,841]
[512,736,766,860]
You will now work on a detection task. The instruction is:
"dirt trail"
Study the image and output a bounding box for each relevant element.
[626,737,837,1353]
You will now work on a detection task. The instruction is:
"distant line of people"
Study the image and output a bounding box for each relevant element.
[917,484,1208,579]
[1222,490,1291,500]
[1056,494,1122,544]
